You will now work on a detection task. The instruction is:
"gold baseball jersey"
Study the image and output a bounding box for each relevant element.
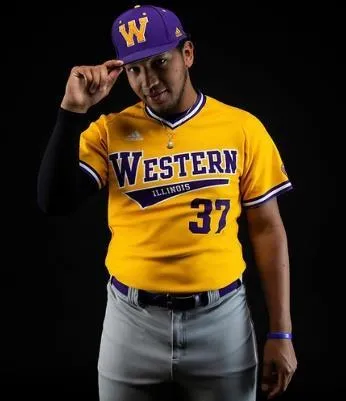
[79,93,292,292]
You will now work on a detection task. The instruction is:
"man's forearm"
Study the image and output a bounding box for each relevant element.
[249,224,292,332]
[37,108,90,214]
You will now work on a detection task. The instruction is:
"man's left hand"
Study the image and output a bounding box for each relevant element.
[261,339,297,399]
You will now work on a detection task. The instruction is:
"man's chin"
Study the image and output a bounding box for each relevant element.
[148,102,172,115]
[149,99,180,116]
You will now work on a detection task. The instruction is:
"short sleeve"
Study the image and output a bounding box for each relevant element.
[79,115,108,189]
[240,113,292,208]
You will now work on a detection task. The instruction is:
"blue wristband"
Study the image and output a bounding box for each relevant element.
[267,332,292,339]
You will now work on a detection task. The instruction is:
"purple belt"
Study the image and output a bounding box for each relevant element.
[111,276,241,311]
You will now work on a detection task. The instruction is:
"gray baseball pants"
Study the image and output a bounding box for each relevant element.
[97,277,258,401]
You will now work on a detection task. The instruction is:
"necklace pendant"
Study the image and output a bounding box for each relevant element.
[167,140,174,149]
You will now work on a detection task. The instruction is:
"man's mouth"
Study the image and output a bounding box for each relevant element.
[147,89,168,103]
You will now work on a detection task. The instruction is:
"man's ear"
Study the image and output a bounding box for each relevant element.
[183,41,194,68]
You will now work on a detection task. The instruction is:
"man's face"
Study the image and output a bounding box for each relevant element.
[124,42,194,115]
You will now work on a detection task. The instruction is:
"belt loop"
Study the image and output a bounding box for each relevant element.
[128,287,139,306]
[207,289,220,305]
[132,288,141,306]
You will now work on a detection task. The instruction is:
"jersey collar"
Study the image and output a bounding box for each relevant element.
[144,92,206,129]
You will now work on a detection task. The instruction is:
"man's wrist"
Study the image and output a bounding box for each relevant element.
[60,100,89,114]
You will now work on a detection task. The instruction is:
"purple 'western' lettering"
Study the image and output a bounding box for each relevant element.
[143,158,158,182]
[109,151,142,187]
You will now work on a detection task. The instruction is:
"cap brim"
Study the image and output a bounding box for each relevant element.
[119,38,186,65]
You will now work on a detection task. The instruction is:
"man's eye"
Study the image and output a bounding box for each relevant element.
[155,58,167,67]
[127,66,139,73]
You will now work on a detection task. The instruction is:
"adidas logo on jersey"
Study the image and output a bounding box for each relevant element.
[126,130,143,141]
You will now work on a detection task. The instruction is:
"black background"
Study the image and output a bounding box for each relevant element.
[4,1,341,399]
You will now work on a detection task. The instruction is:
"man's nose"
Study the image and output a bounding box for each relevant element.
[142,70,159,92]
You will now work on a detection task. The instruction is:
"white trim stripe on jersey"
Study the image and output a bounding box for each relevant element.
[242,181,293,208]
[79,161,103,189]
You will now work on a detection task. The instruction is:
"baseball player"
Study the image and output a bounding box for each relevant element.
[37,4,297,401]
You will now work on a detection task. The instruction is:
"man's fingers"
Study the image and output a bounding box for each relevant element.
[267,370,284,399]
[283,371,293,391]
[103,59,124,69]
[89,67,101,93]
[104,60,124,80]
[108,66,123,82]
[68,61,123,97]
[267,367,294,399]
[261,362,273,392]
[100,65,110,91]
[72,66,92,84]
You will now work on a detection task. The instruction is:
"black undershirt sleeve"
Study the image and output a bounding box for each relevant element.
[37,108,100,215]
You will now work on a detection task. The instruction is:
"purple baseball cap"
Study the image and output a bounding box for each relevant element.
[111,4,188,64]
